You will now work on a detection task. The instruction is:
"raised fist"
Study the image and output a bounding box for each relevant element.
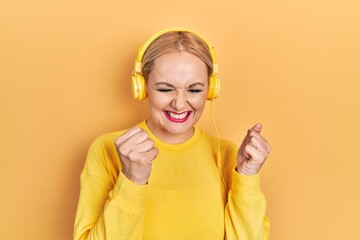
[237,123,272,175]
[114,127,159,184]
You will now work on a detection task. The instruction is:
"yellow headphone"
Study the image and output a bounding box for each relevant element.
[131,27,220,101]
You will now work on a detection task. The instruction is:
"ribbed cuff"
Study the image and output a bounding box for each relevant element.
[109,172,147,212]
[231,169,263,200]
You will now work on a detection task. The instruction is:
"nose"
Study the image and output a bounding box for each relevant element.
[170,92,187,111]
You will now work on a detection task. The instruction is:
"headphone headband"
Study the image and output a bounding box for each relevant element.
[134,27,218,75]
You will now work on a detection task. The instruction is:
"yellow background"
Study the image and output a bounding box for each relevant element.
[1,0,359,239]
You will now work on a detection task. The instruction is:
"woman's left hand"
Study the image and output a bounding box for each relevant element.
[237,123,272,175]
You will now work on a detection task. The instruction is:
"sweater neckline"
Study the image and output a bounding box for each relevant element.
[137,120,202,152]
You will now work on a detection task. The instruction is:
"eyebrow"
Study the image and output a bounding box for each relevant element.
[155,82,205,88]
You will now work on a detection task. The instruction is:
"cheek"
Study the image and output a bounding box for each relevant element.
[197,100,207,112]
[148,93,171,111]
[190,95,207,111]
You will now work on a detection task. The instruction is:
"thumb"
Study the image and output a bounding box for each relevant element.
[251,123,262,133]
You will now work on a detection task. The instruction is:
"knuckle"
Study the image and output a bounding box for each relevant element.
[152,147,159,157]
[248,129,257,136]
[128,151,138,161]
[138,130,149,140]
[147,139,155,148]
[138,154,148,163]
[114,135,125,146]
[146,148,158,161]
[133,126,141,131]
[138,128,148,135]
[118,144,129,155]
[129,126,141,135]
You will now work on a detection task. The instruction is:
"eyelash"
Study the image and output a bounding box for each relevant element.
[188,89,203,93]
[157,89,173,92]
[156,89,203,93]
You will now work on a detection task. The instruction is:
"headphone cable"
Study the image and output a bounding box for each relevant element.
[211,100,228,193]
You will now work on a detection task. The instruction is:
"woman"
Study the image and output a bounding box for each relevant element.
[74,28,271,240]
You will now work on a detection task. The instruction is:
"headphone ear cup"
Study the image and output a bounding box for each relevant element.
[131,72,147,100]
[207,74,221,100]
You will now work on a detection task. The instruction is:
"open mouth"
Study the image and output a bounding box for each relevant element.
[164,111,192,123]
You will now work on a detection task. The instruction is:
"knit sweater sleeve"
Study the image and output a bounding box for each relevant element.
[73,136,146,240]
[224,170,270,240]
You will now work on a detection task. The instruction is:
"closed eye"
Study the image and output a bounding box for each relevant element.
[157,89,173,93]
[188,89,203,93]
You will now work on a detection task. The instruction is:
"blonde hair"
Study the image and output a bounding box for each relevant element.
[141,31,213,81]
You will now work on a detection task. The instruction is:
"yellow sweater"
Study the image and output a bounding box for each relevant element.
[74,121,270,240]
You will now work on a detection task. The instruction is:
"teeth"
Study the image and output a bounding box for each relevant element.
[169,112,188,119]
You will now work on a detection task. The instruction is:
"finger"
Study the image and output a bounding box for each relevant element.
[245,123,262,142]
[133,138,156,153]
[251,123,262,133]
[249,134,272,153]
[143,147,159,162]
[116,130,151,156]
[245,144,264,161]
[127,145,158,163]
[123,130,150,146]
[248,131,271,152]
[249,136,266,152]
[243,150,251,160]
[115,126,142,146]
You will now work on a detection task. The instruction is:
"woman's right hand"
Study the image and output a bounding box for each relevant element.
[114,127,159,185]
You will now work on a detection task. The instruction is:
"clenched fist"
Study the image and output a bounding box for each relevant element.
[237,123,272,175]
[114,127,159,185]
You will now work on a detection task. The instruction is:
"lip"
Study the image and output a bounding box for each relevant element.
[164,111,192,123]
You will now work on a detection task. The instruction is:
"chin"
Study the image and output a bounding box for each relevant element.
[162,122,194,136]
[148,112,201,142]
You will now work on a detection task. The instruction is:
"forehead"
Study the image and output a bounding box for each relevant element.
[149,52,208,86]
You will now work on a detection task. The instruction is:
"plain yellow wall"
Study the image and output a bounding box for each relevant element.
[1,0,359,239]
